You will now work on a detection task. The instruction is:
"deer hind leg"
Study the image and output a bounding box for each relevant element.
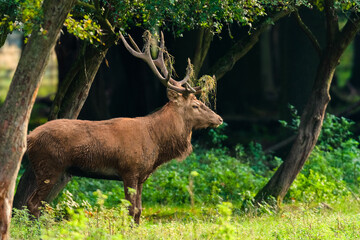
[27,171,63,217]
[123,177,139,221]
[13,164,37,210]
[134,183,143,224]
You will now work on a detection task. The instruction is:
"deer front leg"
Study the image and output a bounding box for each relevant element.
[123,177,138,220]
[27,172,62,217]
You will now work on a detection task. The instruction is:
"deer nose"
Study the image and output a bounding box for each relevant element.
[218,117,223,125]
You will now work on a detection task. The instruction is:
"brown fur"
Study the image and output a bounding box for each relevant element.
[25,91,222,223]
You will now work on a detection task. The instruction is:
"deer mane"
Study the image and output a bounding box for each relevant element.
[147,103,193,168]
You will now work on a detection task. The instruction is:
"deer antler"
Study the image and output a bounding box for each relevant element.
[120,31,201,94]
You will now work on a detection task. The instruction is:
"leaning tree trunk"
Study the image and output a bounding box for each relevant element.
[0,0,75,239]
[255,51,336,203]
[255,6,360,204]
[49,42,109,120]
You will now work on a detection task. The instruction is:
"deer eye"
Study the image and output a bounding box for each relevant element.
[192,105,199,109]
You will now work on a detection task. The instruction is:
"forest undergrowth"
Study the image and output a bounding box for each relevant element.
[11,112,360,239]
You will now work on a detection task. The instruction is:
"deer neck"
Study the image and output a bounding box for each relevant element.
[148,102,193,165]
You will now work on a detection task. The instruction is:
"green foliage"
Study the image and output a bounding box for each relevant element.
[0,0,43,40]
[11,207,41,240]
[0,0,20,35]
[64,14,102,44]
[318,113,355,150]
[208,122,228,147]
[311,0,360,11]
[107,0,270,35]
[3,0,360,48]
[12,190,133,239]
[278,104,301,132]
[214,202,235,240]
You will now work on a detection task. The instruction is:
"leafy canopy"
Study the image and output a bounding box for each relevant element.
[2,0,360,44]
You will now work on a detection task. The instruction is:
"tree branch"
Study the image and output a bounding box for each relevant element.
[337,12,360,53]
[76,0,95,11]
[293,10,322,58]
[324,0,339,44]
[209,9,292,81]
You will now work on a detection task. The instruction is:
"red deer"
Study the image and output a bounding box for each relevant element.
[19,31,223,224]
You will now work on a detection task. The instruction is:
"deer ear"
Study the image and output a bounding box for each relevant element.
[167,89,182,102]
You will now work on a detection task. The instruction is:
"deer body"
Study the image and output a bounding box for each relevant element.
[18,30,223,224]
[25,92,222,223]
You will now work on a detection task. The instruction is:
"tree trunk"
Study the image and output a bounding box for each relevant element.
[50,42,109,119]
[255,8,360,204]
[255,52,336,203]
[0,0,75,239]
[192,28,213,78]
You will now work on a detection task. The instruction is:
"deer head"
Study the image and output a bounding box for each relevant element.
[119,31,222,129]
[167,90,223,129]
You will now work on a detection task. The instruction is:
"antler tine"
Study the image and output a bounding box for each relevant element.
[120,32,168,85]
[119,33,143,59]
[120,31,202,94]
[168,58,201,93]
[153,36,199,93]
[128,34,141,52]
[153,32,169,77]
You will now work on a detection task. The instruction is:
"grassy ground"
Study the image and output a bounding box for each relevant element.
[10,198,360,240]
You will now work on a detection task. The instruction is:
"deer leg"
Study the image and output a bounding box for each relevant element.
[123,177,138,220]
[134,183,143,224]
[13,164,37,210]
[46,172,72,203]
[27,172,62,217]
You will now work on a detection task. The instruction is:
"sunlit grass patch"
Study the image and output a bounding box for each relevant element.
[10,197,360,240]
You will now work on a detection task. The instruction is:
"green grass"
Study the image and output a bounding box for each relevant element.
[10,198,360,240]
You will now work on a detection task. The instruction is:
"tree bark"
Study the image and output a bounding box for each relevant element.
[0,0,75,239]
[255,8,360,204]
